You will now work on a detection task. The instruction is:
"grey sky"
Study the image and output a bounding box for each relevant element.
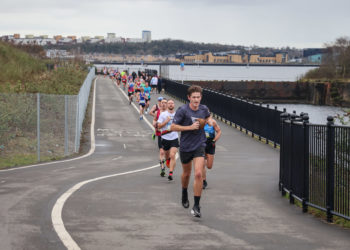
[0,0,349,48]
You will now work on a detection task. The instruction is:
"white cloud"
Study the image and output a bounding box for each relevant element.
[0,0,349,48]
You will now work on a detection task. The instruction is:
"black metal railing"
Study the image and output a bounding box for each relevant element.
[280,113,350,222]
[163,78,350,221]
[163,78,283,146]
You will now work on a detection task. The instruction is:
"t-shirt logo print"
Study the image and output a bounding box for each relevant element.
[191,117,199,124]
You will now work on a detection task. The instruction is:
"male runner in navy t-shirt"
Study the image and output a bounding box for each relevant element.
[171,85,210,218]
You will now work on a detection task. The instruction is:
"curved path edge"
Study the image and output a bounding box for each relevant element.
[51,79,166,249]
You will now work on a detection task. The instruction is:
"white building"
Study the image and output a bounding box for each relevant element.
[142,30,151,42]
[12,38,57,46]
[107,33,116,39]
[105,37,123,43]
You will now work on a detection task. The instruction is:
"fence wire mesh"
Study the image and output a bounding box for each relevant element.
[0,68,95,168]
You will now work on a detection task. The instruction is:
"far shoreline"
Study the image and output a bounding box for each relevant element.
[93,61,320,67]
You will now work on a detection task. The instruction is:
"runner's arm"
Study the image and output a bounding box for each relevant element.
[170,122,198,131]
[149,105,157,117]
[213,120,221,142]
[157,116,171,129]
[153,113,158,127]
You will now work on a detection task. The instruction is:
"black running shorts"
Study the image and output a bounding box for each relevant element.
[161,138,179,151]
[128,92,134,97]
[180,146,205,164]
[205,141,216,155]
[157,136,162,149]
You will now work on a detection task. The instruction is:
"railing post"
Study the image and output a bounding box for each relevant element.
[279,112,289,195]
[289,113,297,205]
[266,104,270,144]
[302,113,310,213]
[274,106,278,148]
[326,116,335,222]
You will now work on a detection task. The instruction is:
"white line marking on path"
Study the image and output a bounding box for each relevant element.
[123,144,126,149]
[51,77,98,250]
[52,77,165,250]
[53,167,76,172]
[0,78,98,173]
[112,156,122,161]
[51,164,159,250]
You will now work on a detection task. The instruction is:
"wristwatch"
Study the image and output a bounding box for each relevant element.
[212,140,216,143]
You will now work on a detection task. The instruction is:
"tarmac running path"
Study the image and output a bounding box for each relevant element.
[0,76,350,250]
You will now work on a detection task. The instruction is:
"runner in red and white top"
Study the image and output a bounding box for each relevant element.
[157,99,179,181]
[153,97,167,176]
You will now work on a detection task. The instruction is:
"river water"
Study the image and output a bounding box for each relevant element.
[94,64,349,125]
[95,64,317,81]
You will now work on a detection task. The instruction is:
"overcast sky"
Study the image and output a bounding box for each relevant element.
[1,0,349,48]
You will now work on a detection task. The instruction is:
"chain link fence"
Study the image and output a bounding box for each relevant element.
[0,68,95,168]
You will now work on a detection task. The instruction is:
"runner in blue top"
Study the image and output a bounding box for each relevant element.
[144,82,152,114]
[138,87,146,120]
[203,117,221,189]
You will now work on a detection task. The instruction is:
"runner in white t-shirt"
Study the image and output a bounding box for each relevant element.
[150,75,158,93]
[157,99,179,181]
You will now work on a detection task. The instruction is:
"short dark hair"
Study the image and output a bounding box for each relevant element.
[187,85,203,97]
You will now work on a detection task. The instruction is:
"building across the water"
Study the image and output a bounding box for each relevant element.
[181,51,289,64]
[142,30,151,43]
[303,48,326,64]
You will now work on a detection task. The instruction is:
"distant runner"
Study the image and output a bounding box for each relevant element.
[138,87,146,120]
[127,80,135,105]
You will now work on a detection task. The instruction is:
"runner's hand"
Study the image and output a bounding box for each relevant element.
[191,121,200,130]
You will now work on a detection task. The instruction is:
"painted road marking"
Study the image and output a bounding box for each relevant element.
[112,156,122,161]
[53,167,77,172]
[51,77,97,250]
[51,164,160,250]
[52,77,164,250]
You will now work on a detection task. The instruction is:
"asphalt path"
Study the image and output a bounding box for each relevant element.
[1,76,350,250]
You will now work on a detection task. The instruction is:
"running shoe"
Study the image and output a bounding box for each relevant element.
[160,168,165,177]
[140,116,143,120]
[203,180,208,190]
[191,205,201,218]
[152,133,156,140]
[182,194,189,208]
[168,172,173,181]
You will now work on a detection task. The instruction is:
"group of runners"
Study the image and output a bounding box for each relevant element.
[109,68,222,218]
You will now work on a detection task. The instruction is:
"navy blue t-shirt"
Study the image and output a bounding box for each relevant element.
[173,104,210,152]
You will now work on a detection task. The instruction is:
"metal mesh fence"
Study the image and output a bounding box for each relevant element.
[0,68,95,168]
[0,93,37,166]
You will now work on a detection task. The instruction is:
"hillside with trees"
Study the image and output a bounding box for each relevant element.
[45,39,302,58]
[0,41,89,94]
[304,37,350,80]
